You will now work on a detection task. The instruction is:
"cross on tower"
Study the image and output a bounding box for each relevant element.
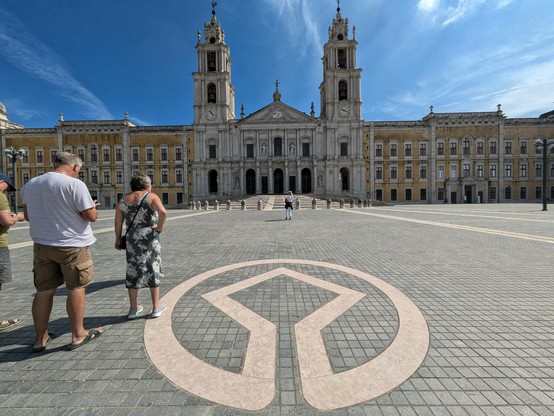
[212,1,217,16]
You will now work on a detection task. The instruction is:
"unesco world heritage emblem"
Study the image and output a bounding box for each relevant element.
[144,259,430,411]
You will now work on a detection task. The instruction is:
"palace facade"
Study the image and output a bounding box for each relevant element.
[1,6,553,209]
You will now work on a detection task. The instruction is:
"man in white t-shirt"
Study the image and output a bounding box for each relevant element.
[21,152,104,352]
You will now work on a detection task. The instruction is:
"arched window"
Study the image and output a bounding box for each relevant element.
[338,80,348,100]
[207,52,216,71]
[337,49,346,69]
[274,137,283,157]
[207,83,216,103]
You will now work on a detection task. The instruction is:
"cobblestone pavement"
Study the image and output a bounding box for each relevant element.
[1,203,553,415]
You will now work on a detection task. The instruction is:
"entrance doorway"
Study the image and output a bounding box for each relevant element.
[274,169,284,194]
[340,167,350,191]
[301,168,312,193]
[450,191,457,204]
[208,170,218,194]
[289,176,296,194]
[464,185,472,203]
[245,169,256,194]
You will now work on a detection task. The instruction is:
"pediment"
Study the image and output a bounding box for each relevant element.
[240,102,314,124]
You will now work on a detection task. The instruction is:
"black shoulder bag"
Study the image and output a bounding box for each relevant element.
[120,193,149,249]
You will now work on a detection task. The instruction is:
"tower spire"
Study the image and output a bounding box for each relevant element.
[211,1,217,17]
[336,0,341,13]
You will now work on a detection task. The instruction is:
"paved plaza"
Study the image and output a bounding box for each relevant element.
[0,202,553,415]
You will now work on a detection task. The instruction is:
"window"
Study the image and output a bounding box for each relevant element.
[376,167,383,180]
[161,148,168,162]
[115,148,122,162]
[405,166,412,179]
[176,170,183,183]
[463,139,470,156]
[536,163,542,177]
[405,144,412,157]
[438,188,444,201]
[489,187,497,200]
[104,171,110,184]
[391,167,397,179]
[91,145,97,162]
[450,142,457,156]
[420,189,427,201]
[162,193,169,205]
[376,144,382,157]
[274,137,283,156]
[505,186,512,200]
[391,189,397,202]
[23,173,30,184]
[161,170,168,184]
[437,142,444,156]
[390,144,397,157]
[490,164,497,178]
[177,193,183,205]
[420,165,427,179]
[246,144,254,158]
[477,142,484,155]
[209,145,217,159]
[450,165,457,179]
[490,141,497,155]
[337,49,346,69]
[505,141,512,155]
[520,187,527,200]
[405,189,412,201]
[103,148,110,162]
[132,148,139,162]
[50,150,57,163]
[147,170,154,183]
[116,171,123,184]
[91,170,98,184]
[146,148,154,162]
[463,163,470,177]
[504,165,512,178]
[302,143,310,157]
[78,148,85,161]
[175,147,182,161]
[520,164,527,177]
[477,165,483,178]
[78,171,85,181]
[207,52,216,71]
[207,83,216,103]
[551,163,554,177]
[437,166,444,179]
[520,141,527,155]
[536,187,542,199]
[419,143,426,157]
[340,142,348,157]
[338,80,348,100]
[37,150,43,164]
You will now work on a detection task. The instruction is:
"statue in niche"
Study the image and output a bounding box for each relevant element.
[234,175,240,188]
[261,143,267,155]
[289,143,295,155]
[318,173,323,186]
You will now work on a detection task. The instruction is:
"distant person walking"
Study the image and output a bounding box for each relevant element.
[114,174,167,320]
[284,191,294,220]
[0,173,25,332]
[21,152,103,352]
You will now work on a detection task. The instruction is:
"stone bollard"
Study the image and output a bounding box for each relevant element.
[214,200,219,211]
[312,198,317,209]
[327,199,332,209]
[241,200,246,210]
[340,199,344,208]
[295,199,301,210]
[227,200,232,210]
[363,199,367,208]
[204,200,209,210]
[189,202,194,210]
[196,201,201,210]
[257,199,262,210]
[350,199,355,208]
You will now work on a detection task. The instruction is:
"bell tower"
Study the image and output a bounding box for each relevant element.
[193,2,235,123]
[319,0,362,121]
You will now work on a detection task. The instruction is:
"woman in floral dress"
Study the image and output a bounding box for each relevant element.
[114,174,167,319]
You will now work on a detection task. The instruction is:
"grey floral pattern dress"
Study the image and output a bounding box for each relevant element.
[120,193,163,289]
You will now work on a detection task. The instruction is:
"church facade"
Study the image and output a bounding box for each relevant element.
[1,6,554,209]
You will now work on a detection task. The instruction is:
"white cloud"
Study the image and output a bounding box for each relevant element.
[0,7,113,120]
[418,0,440,13]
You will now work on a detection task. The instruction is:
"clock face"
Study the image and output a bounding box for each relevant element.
[206,107,216,120]
[272,110,283,119]
[338,102,350,118]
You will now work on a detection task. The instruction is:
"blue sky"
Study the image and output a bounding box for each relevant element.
[1,0,553,128]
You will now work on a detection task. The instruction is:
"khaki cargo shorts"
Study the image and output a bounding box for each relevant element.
[33,244,94,291]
